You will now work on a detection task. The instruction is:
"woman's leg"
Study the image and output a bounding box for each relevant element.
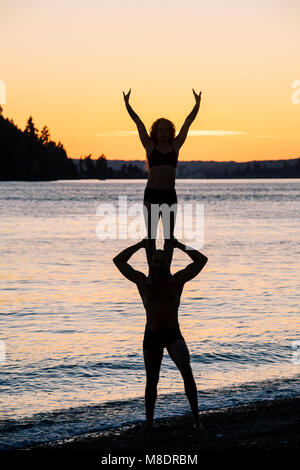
[162,202,177,267]
[143,200,160,271]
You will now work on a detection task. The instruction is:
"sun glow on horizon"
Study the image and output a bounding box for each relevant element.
[1,0,299,162]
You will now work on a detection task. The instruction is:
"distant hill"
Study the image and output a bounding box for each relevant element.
[72,157,300,178]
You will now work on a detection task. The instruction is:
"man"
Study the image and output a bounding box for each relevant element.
[113,238,208,431]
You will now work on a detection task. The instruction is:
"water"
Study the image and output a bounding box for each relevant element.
[0,178,299,449]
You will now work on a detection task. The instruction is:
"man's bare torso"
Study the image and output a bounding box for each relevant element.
[137,276,184,332]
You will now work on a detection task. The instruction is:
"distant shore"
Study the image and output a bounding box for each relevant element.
[4,395,300,462]
[2,175,300,182]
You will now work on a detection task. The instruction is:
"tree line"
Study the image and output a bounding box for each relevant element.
[0,106,77,180]
[217,160,300,178]
[77,154,147,179]
[0,106,146,180]
[0,106,299,180]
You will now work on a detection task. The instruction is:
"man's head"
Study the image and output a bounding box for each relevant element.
[150,249,170,278]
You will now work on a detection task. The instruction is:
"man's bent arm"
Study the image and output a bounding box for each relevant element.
[175,239,207,264]
[113,240,146,284]
[113,240,144,263]
[173,239,208,283]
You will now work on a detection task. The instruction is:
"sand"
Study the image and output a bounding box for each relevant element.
[2,395,300,463]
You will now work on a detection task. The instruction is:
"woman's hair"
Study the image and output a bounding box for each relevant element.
[149,118,176,144]
[144,118,176,172]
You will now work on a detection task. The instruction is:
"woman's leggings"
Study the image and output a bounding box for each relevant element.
[143,186,178,268]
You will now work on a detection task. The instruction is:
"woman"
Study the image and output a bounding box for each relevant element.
[122,88,202,271]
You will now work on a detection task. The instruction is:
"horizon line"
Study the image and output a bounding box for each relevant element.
[89,130,276,138]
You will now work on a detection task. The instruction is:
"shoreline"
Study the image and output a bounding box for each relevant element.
[3,395,300,462]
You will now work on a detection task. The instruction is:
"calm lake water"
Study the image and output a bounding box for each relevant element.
[0,178,299,449]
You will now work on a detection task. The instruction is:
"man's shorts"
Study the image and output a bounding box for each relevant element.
[143,325,185,353]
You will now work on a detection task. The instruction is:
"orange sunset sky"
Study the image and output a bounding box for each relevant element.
[1,0,299,162]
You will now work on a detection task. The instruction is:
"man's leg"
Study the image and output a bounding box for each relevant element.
[143,347,164,428]
[167,339,204,429]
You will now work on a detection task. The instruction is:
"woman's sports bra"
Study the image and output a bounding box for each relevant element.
[147,145,178,169]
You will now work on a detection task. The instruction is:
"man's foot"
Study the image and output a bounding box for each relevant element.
[192,420,206,432]
[141,422,155,434]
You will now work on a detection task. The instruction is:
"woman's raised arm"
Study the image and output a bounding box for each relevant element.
[123,88,140,122]
[122,88,152,149]
[173,89,202,150]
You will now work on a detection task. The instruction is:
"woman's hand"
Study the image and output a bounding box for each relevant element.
[123,88,131,104]
[192,89,202,105]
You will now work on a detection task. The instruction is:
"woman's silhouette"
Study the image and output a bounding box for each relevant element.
[122,88,202,273]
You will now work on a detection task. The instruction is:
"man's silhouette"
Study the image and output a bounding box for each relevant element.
[113,237,208,430]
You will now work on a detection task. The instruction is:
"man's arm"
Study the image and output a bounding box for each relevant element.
[172,239,208,284]
[113,240,146,284]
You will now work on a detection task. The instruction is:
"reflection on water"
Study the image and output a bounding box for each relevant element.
[0,179,300,421]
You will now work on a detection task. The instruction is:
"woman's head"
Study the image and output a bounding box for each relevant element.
[149,118,176,144]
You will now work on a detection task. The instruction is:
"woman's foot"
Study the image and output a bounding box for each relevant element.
[145,272,153,284]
